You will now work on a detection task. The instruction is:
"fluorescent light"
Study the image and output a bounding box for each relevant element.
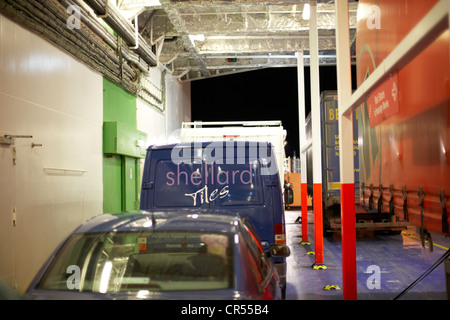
[302,3,311,20]
[188,34,205,45]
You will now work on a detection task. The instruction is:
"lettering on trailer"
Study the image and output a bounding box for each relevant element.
[367,73,400,128]
[166,163,253,206]
[184,185,229,206]
[166,163,253,186]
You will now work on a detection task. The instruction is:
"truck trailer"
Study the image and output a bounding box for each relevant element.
[356,0,450,243]
[306,91,410,233]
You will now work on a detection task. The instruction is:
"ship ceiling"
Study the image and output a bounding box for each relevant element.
[116,0,358,81]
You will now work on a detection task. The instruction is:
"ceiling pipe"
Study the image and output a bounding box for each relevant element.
[204,54,337,59]
[129,14,139,50]
[0,0,147,93]
[61,0,150,74]
[84,0,157,67]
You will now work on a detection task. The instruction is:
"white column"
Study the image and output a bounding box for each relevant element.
[309,0,324,266]
[335,0,357,300]
[297,51,307,185]
[297,50,309,243]
[336,3,355,185]
[310,0,322,187]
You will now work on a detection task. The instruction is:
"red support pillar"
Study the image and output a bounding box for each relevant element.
[313,183,323,265]
[341,183,357,300]
[301,183,309,243]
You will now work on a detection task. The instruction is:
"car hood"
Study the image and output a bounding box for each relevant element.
[26,289,244,300]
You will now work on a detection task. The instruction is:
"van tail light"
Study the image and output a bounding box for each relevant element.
[274,223,286,245]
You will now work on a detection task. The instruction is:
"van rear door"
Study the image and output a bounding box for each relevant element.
[141,146,208,209]
[140,142,283,247]
[206,150,275,247]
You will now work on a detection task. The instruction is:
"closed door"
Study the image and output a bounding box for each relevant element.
[103,155,140,212]
[0,139,16,288]
[122,156,139,211]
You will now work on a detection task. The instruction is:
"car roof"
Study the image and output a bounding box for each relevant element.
[149,141,274,150]
[73,210,243,234]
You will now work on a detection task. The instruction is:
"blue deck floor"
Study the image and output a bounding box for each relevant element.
[285,209,450,300]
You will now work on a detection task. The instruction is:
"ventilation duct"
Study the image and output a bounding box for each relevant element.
[84,0,157,67]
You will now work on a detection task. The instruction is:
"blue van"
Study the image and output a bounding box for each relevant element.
[140,141,290,297]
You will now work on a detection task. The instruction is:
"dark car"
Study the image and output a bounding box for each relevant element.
[26,210,290,300]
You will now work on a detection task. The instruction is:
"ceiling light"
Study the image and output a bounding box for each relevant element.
[188,34,205,45]
[302,3,311,20]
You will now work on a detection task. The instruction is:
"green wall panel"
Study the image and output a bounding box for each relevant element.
[103,155,122,213]
[103,78,137,127]
[103,78,141,213]
[103,121,147,158]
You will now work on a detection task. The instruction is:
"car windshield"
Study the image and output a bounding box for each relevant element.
[38,231,233,293]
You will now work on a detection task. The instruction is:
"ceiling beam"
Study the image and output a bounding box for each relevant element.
[159,0,211,78]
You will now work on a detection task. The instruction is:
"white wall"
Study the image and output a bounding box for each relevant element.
[136,68,166,146]
[0,12,191,294]
[0,15,103,293]
[137,70,191,187]
[165,75,192,142]
[137,71,191,146]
